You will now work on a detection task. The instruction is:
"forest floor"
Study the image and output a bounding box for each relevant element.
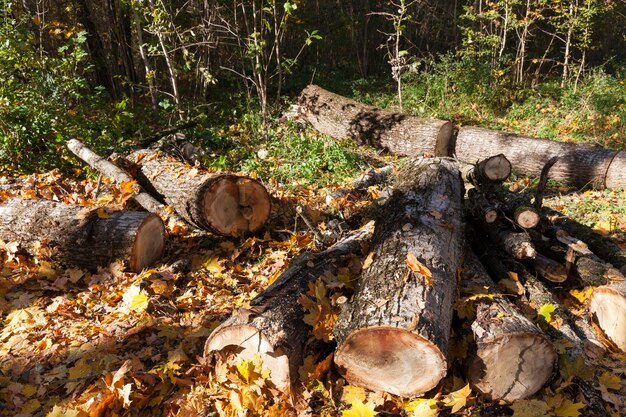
[0,129,625,417]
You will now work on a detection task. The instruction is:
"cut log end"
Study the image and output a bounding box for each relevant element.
[514,207,540,229]
[484,209,498,224]
[335,328,446,397]
[130,214,166,272]
[205,325,290,392]
[482,154,512,182]
[589,286,626,352]
[470,333,556,401]
[203,177,271,236]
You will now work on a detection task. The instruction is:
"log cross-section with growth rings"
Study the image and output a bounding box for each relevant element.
[0,198,165,272]
[333,157,464,397]
[131,150,271,236]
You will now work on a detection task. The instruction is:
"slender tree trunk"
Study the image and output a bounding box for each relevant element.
[132,3,158,109]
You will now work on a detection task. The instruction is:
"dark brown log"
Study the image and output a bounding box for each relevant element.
[67,138,185,226]
[333,157,464,397]
[295,85,455,157]
[467,188,498,224]
[482,219,536,259]
[589,280,626,352]
[530,253,568,283]
[0,198,165,272]
[204,222,375,396]
[461,249,556,401]
[327,165,393,203]
[131,150,271,236]
[461,154,512,186]
[534,156,559,211]
[455,126,626,189]
[542,207,626,269]
[483,186,539,229]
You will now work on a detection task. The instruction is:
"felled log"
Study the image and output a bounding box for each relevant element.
[327,165,393,203]
[530,253,568,283]
[294,85,455,157]
[455,126,626,189]
[461,154,512,186]
[589,280,626,352]
[333,157,464,397]
[543,207,626,270]
[484,186,539,229]
[130,150,271,236]
[67,138,185,225]
[204,222,375,396]
[0,198,165,272]
[467,188,498,224]
[461,249,556,401]
[477,219,536,259]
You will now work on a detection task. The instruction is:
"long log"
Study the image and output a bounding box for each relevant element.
[204,222,375,396]
[66,139,185,226]
[130,150,271,236]
[461,249,556,401]
[455,126,626,189]
[333,157,464,397]
[0,198,165,272]
[295,85,455,157]
[589,280,626,352]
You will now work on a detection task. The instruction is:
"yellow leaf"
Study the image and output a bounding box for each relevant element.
[598,371,622,390]
[342,385,367,405]
[403,398,439,417]
[96,207,109,219]
[123,284,150,313]
[511,399,550,417]
[406,252,432,285]
[203,257,223,274]
[363,252,375,269]
[46,405,81,417]
[21,399,41,414]
[68,357,92,380]
[442,383,471,413]
[538,304,556,323]
[554,399,585,417]
[342,399,378,417]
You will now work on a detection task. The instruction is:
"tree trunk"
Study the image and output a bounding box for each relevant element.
[294,85,455,157]
[467,188,498,224]
[589,280,626,353]
[455,126,626,190]
[130,150,271,236]
[462,249,556,401]
[0,198,165,273]
[204,222,375,397]
[479,219,536,259]
[67,139,185,226]
[333,157,464,397]
[530,253,568,283]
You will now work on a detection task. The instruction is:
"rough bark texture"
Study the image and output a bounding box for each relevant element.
[462,249,556,401]
[295,85,455,157]
[204,222,375,396]
[333,157,464,397]
[0,198,165,272]
[67,138,184,225]
[455,126,626,189]
[131,150,271,236]
[482,186,538,229]
[467,188,498,224]
[530,253,568,283]
[589,280,626,352]
[328,166,393,203]
[482,219,536,259]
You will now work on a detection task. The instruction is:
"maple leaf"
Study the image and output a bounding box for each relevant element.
[442,383,471,413]
[554,399,585,417]
[46,405,81,417]
[342,385,367,405]
[403,398,439,417]
[599,371,622,390]
[510,399,550,417]
[538,304,556,323]
[406,252,433,285]
[342,398,378,417]
[122,283,150,313]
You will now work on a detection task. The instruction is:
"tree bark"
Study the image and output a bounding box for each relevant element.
[204,222,375,397]
[333,157,464,397]
[478,219,536,259]
[0,198,165,272]
[462,249,556,401]
[294,85,455,157]
[455,126,626,190]
[130,150,271,236]
[589,280,626,353]
[467,188,498,224]
[460,154,512,186]
[67,139,186,227]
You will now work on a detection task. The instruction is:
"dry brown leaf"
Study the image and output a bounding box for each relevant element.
[406,252,432,285]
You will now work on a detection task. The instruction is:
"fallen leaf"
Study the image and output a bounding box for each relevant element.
[406,252,432,285]
[554,399,585,417]
[442,383,471,413]
[511,399,550,417]
[362,252,375,269]
[538,304,556,323]
[403,398,439,417]
[342,398,378,417]
[599,371,622,390]
[342,385,367,405]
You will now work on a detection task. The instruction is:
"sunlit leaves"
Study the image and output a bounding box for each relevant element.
[341,398,378,417]
[403,398,439,417]
[442,383,472,413]
[537,304,557,323]
[299,278,337,342]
